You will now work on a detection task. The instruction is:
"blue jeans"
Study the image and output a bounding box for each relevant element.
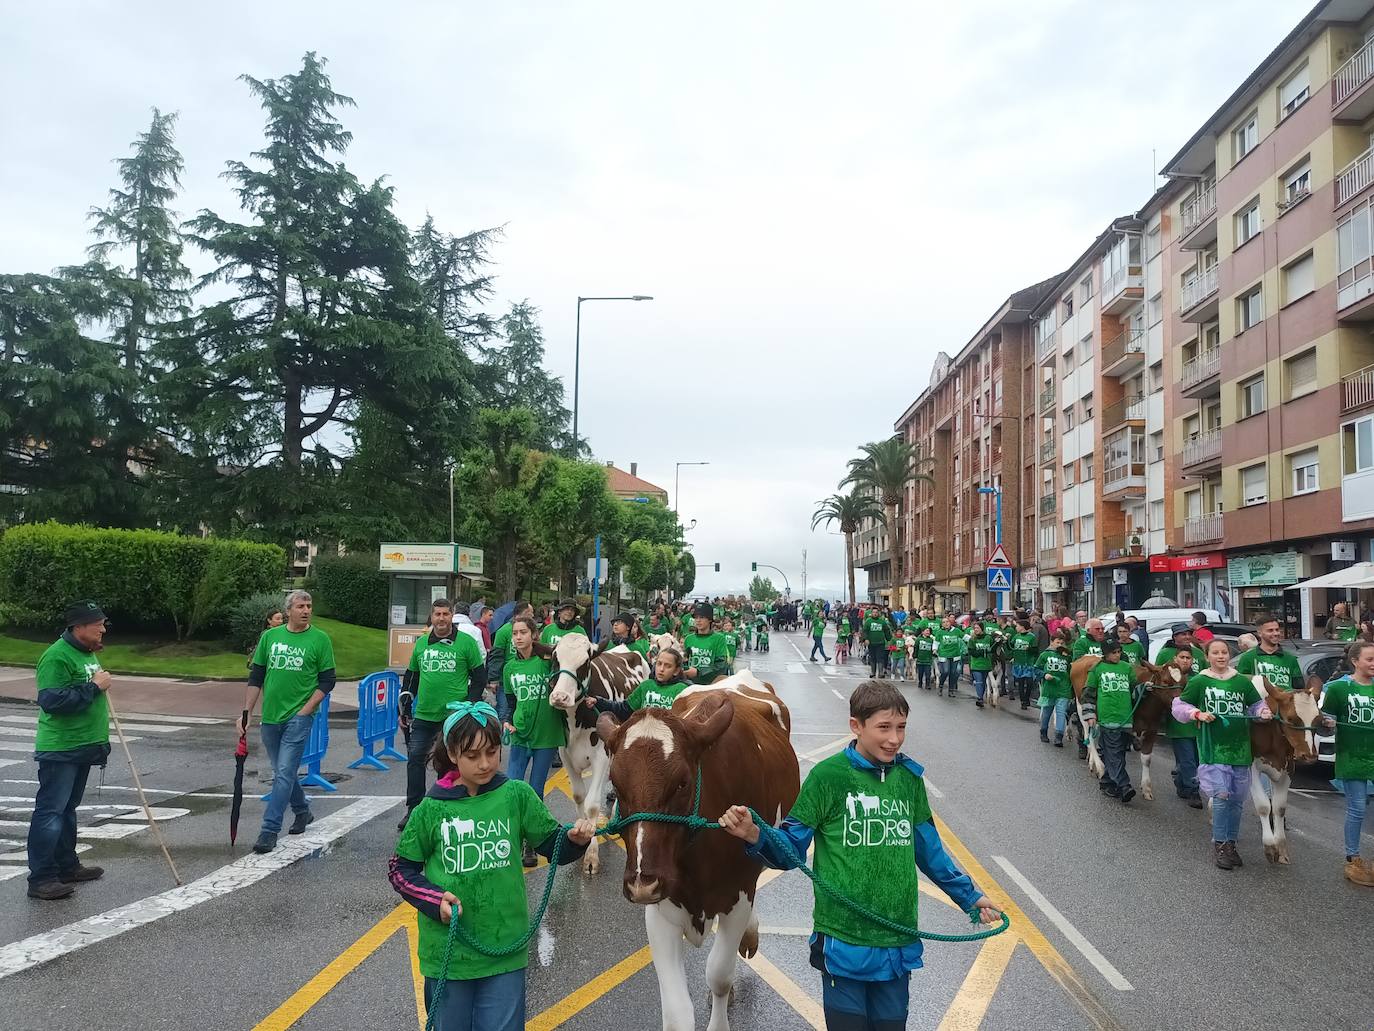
[1170,737,1200,798]
[916,663,932,688]
[1211,793,1244,842]
[424,968,525,1031]
[508,745,556,798]
[939,658,960,693]
[406,718,444,811]
[260,713,313,835]
[810,636,830,661]
[820,971,909,1030]
[27,759,93,884]
[1339,779,1371,858]
[1039,697,1069,737]
[971,669,988,700]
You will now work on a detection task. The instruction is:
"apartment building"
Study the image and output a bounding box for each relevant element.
[1161,1,1374,634]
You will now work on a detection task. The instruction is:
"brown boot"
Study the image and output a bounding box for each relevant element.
[1345,857,1374,886]
[1213,842,1236,870]
[1224,842,1243,868]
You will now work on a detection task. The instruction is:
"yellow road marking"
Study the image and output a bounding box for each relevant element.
[251,904,411,1031]
[936,930,1019,1030]
[932,815,1125,1031]
[526,946,654,1031]
[742,952,825,1029]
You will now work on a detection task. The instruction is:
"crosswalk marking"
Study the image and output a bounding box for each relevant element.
[0,737,140,752]
[0,819,146,839]
[0,716,182,734]
[0,759,21,770]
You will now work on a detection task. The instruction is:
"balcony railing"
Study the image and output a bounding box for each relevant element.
[1181,184,1217,234]
[1103,461,1145,489]
[1182,429,1222,466]
[1040,387,1055,412]
[1182,348,1222,390]
[1343,364,1374,412]
[1039,492,1057,516]
[1101,532,1147,561]
[1102,394,1145,429]
[1037,330,1056,362]
[1102,265,1142,302]
[1101,327,1146,370]
[1184,513,1225,546]
[1181,266,1219,311]
[1335,36,1374,108]
[1040,439,1056,464]
[1337,148,1374,208]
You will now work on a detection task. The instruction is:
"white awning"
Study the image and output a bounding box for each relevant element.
[1285,562,1374,590]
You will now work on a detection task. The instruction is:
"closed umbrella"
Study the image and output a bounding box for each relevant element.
[230,712,248,846]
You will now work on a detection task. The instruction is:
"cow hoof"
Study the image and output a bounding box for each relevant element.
[583,852,600,876]
[1277,847,1291,865]
[1264,845,1280,864]
[738,926,759,959]
[1141,787,1154,801]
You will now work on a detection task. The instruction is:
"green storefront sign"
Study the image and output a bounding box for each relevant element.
[1226,551,1299,588]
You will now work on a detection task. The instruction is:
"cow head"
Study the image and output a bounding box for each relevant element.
[1255,674,1322,762]
[597,694,736,905]
[648,633,682,662]
[547,633,596,710]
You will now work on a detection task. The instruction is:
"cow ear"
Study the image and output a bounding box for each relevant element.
[683,694,735,755]
[593,639,612,657]
[532,641,555,661]
[596,712,623,755]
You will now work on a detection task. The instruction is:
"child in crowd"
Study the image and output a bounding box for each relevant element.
[390,701,595,1030]
[1036,631,1072,746]
[914,624,936,690]
[1081,640,1139,803]
[1319,640,1374,886]
[835,616,850,664]
[889,628,905,679]
[903,628,917,682]
[966,623,994,709]
[718,681,1000,1030]
[587,647,690,721]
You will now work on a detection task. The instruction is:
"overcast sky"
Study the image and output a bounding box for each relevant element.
[3,1,1303,598]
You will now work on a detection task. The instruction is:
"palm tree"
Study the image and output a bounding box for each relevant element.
[811,490,885,606]
[840,437,935,592]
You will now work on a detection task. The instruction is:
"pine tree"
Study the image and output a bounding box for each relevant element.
[475,301,575,453]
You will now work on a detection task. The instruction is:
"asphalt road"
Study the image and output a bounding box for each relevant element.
[1,628,1371,1031]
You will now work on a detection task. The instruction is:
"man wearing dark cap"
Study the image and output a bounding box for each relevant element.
[539,599,588,647]
[683,602,732,685]
[27,601,113,900]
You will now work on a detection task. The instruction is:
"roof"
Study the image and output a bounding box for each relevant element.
[605,464,668,498]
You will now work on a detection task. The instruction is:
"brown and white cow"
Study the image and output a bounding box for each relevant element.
[544,634,651,874]
[1070,655,1177,788]
[596,670,799,1031]
[1247,674,1323,864]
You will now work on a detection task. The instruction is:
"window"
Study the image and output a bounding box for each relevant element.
[1080,513,1095,542]
[1241,462,1268,506]
[1344,416,1374,474]
[1150,361,1164,393]
[1283,252,1315,304]
[1282,159,1311,205]
[1240,374,1266,418]
[1082,453,1094,481]
[1079,333,1093,363]
[1147,292,1163,326]
[1062,462,1076,487]
[1063,520,1075,545]
[1235,199,1261,246]
[1279,64,1310,119]
[1238,286,1264,331]
[1080,275,1094,302]
[1062,294,1074,318]
[1063,406,1074,431]
[1040,523,1056,551]
[1150,499,1164,531]
[1285,349,1317,400]
[1289,447,1319,495]
[1183,412,1201,440]
[1150,430,1165,463]
[1082,393,1094,420]
[1233,111,1259,162]
[1146,226,1162,260]
[1338,203,1374,308]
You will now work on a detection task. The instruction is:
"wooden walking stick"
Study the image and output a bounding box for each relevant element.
[108,699,182,886]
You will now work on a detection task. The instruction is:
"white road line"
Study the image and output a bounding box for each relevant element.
[992,855,1134,991]
[0,736,141,751]
[830,689,845,701]
[0,759,20,770]
[106,712,226,725]
[0,795,401,979]
[0,819,149,839]
[2,780,177,795]
[924,778,945,799]
[797,735,851,762]
[0,716,185,734]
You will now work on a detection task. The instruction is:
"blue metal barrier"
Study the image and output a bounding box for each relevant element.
[349,670,406,771]
[260,693,336,797]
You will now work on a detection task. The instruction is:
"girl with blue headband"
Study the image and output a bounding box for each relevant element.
[389,700,594,1031]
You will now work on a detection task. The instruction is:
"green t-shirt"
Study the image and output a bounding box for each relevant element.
[787,752,933,949]
[1235,647,1303,693]
[1328,618,1359,642]
[1071,636,1105,661]
[863,616,890,647]
[722,632,738,665]
[626,676,689,711]
[628,638,652,658]
[504,653,565,750]
[34,637,108,752]
[539,623,587,647]
[408,632,486,723]
[1085,660,1136,728]
[811,617,825,637]
[683,632,732,685]
[492,621,514,662]
[678,613,694,636]
[1321,677,1374,781]
[935,627,965,659]
[1010,632,1039,666]
[252,624,336,725]
[837,619,852,643]
[1117,640,1144,667]
[395,778,561,980]
[914,635,935,663]
[1036,649,1072,701]
[1157,644,1207,739]
[966,635,995,672]
[1180,672,1261,766]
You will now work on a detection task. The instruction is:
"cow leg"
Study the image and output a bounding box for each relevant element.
[1140,747,1153,801]
[1076,702,1104,779]
[1265,765,1292,864]
[579,745,613,875]
[1249,762,1280,863]
[646,902,694,1031]
[705,892,754,1031]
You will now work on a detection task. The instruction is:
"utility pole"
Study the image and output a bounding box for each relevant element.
[802,548,807,602]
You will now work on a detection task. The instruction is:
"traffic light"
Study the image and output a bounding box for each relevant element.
[752,562,757,571]
[714,563,721,572]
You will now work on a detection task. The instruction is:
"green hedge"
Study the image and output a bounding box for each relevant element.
[0,522,284,638]
[311,554,388,629]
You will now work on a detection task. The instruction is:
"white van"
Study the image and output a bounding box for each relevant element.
[1098,607,1220,635]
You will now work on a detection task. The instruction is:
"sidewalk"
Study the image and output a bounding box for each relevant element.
[0,667,360,719]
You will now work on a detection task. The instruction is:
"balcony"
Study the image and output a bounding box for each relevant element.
[1039,492,1057,516]
[1181,348,1222,397]
[1101,327,1146,376]
[1334,36,1374,122]
[1040,438,1056,465]
[1180,266,1219,321]
[1337,148,1374,208]
[1102,461,1146,498]
[1182,429,1222,469]
[1040,386,1055,413]
[1101,394,1146,433]
[1101,265,1144,315]
[1344,468,1374,521]
[1342,364,1374,413]
[1184,513,1224,546]
[1101,532,1147,562]
[1180,184,1218,250]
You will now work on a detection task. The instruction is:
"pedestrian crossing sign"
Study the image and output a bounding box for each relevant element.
[986,566,1012,591]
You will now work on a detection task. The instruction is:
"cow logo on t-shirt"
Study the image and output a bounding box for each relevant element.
[843,791,913,848]
[268,640,307,671]
[420,647,458,674]
[439,814,513,874]
[1347,691,1374,725]
[1204,685,1244,717]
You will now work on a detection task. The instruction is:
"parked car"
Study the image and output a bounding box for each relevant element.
[1144,623,1256,662]
[1101,608,1222,636]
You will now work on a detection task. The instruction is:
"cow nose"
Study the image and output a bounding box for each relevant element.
[624,877,661,904]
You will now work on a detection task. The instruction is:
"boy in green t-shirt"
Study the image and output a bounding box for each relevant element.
[719,681,1001,1029]
[1080,641,1139,803]
[835,616,852,664]
[1319,640,1374,885]
[1010,619,1040,710]
[1036,632,1073,746]
[683,603,732,685]
[913,626,936,690]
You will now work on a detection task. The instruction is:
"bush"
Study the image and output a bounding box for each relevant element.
[0,522,284,637]
[225,591,289,654]
[312,553,388,629]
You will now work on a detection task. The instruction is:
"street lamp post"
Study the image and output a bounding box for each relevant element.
[674,461,709,515]
[571,295,653,456]
[977,485,1004,611]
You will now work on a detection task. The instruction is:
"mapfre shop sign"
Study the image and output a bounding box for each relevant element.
[379,543,456,573]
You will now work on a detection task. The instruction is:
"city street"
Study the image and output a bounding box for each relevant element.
[0,629,1370,1031]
